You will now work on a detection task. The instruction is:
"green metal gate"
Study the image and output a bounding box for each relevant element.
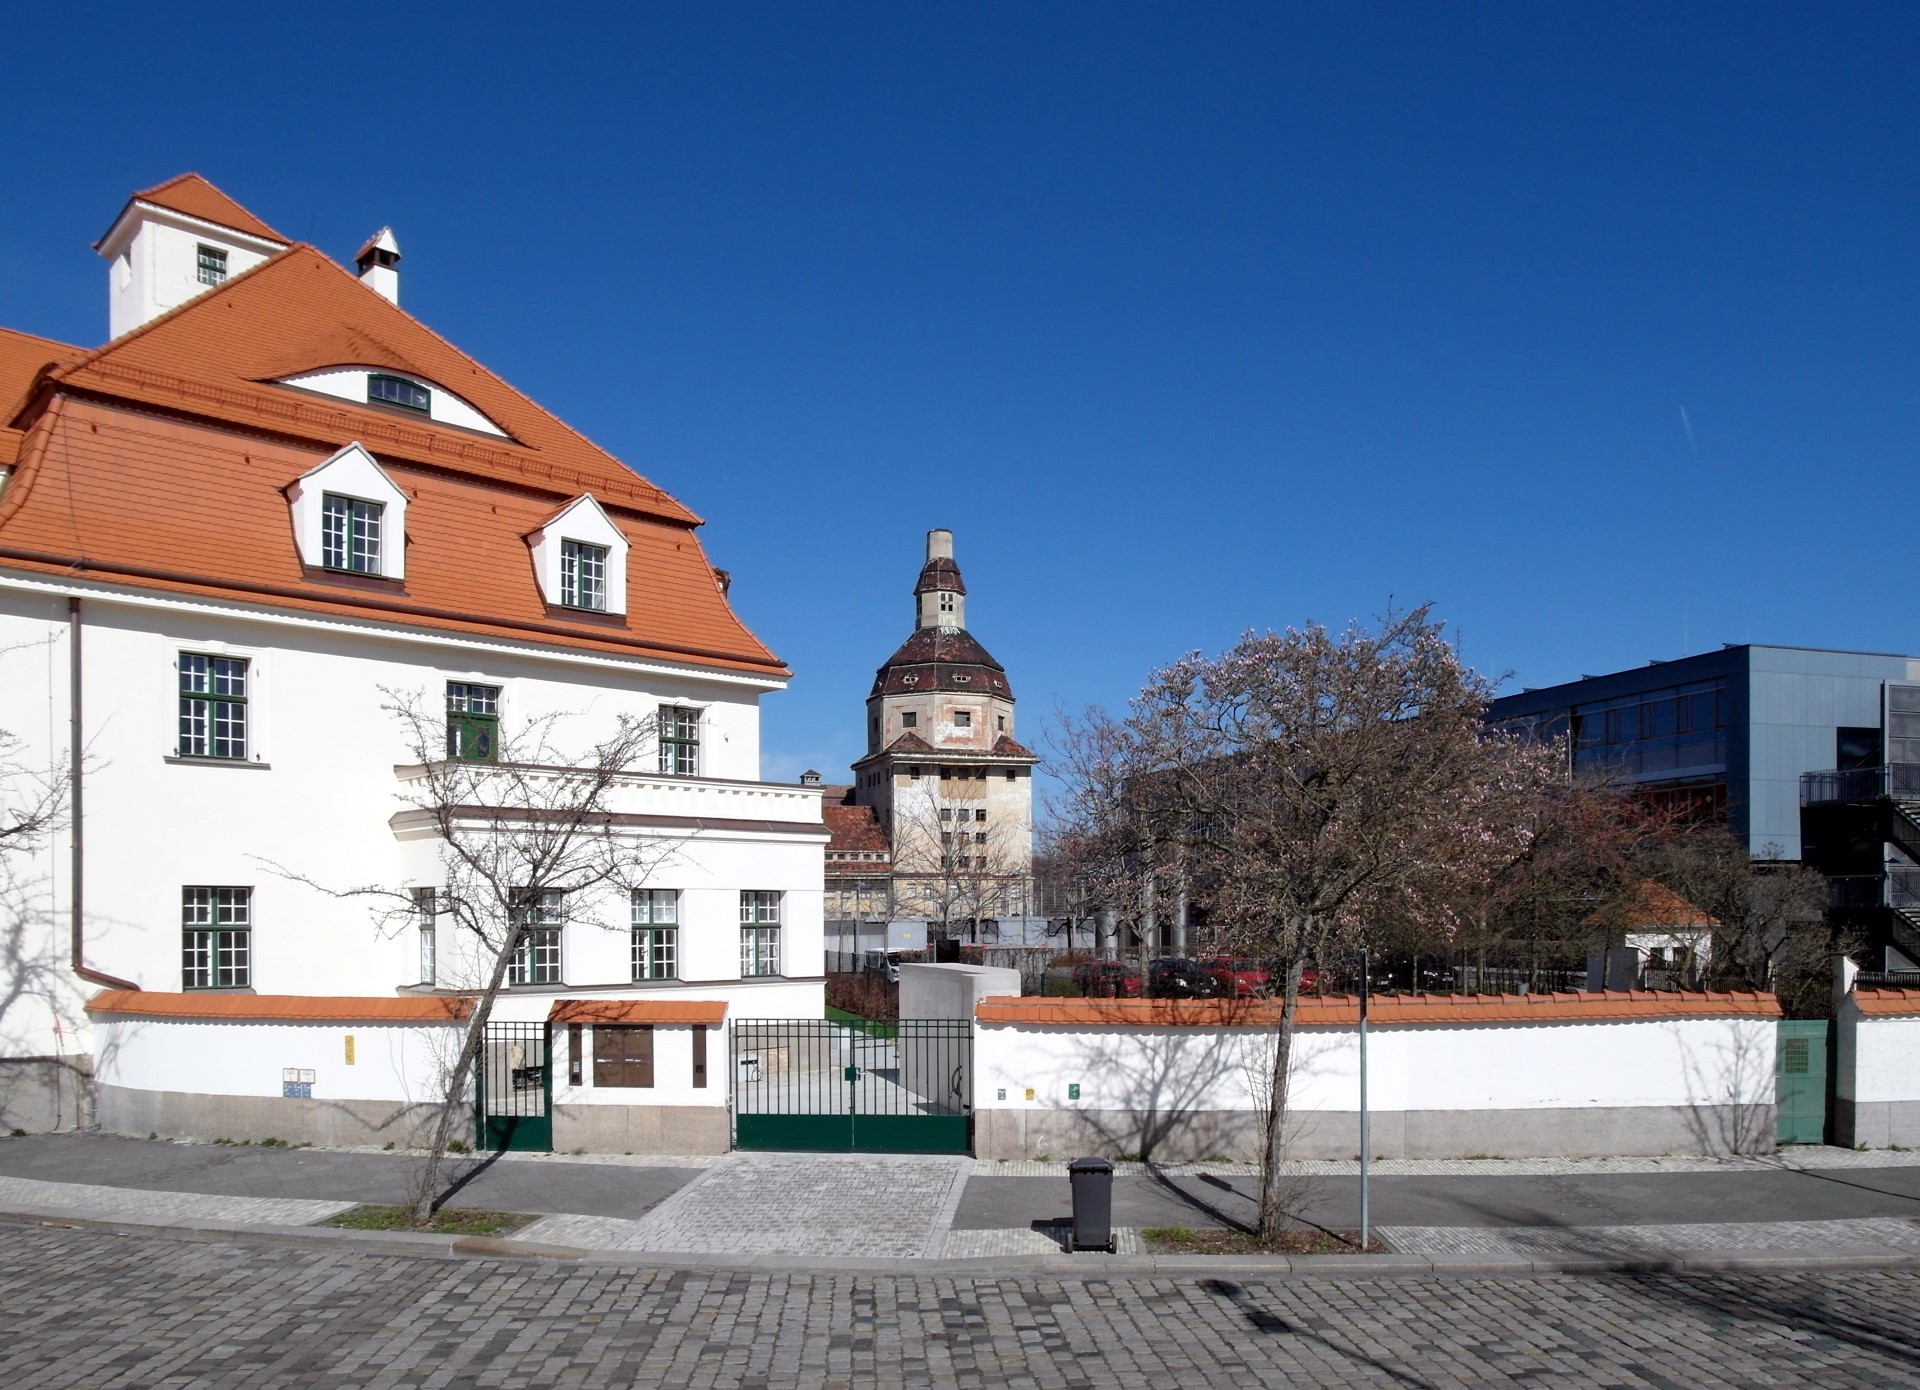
[476,1021,553,1152]
[732,1018,971,1154]
[1776,1019,1831,1146]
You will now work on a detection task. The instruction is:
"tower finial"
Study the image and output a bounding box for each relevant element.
[914,529,966,629]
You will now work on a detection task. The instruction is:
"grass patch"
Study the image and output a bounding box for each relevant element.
[824,1006,899,1040]
[1142,1225,1390,1255]
[322,1204,538,1237]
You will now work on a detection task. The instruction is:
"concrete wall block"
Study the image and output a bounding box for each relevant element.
[551,1103,729,1154]
[0,1056,94,1132]
[95,1083,440,1148]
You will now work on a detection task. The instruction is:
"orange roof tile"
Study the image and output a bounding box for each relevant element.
[824,803,890,854]
[107,173,288,245]
[1591,879,1715,929]
[974,990,1781,1027]
[1852,987,1920,1017]
[0,394,784,675]
[549,998,728,1025]
[86,989,471,1022]
[0,325,83,422]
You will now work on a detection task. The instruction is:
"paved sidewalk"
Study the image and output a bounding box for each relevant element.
[0,1173,352,1227]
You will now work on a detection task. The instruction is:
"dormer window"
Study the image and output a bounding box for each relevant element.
[367,374,430,413]
[288,442,407,581]
[321,495,383,573]
[196,245,228,286]
[561,540,608,610]
[529,495,628,616]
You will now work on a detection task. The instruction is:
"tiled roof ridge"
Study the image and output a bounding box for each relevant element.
[1851,986,1920,1016]
[53,246,701,526]
[975,989,1783,1026]
[121,173,288,245]
[66,356,685,517]
[85,988,471,1021]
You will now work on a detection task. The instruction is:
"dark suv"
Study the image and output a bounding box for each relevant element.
[1146,957,1219,999]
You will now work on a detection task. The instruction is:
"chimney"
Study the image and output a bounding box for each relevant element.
[926,528,954,561]
[354,227,401,304]
[799,770,822,786]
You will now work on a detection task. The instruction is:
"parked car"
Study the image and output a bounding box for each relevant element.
[1072,960,1142,998]
[1146,957,1220,999]
[863,950,907,983]
[1199,956,1272,998]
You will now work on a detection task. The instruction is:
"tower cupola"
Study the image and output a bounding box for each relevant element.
[913,528,967,629]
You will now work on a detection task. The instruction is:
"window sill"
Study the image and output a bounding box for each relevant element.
[302,565,406,592]
[543,602,628,626]
[165,756,272,770]
[180,986,257,994]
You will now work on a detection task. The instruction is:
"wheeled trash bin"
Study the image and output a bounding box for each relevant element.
[1068,1156,1115,1253]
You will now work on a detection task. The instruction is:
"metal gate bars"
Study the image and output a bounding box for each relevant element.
[731,1018,972,1153]
[476,1021,553,1152]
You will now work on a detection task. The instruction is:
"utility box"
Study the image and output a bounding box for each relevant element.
[1068,1156,1115,1253]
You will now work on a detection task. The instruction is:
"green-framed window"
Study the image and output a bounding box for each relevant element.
[178,653,248,760]
[183,887,250,989]
[413,887,438,985]
[320,494,383,573]
[509,888,563,986]
[632,889,679,981]
[367,374,430,413]
[658,705,699,775]
[196,244,227,286]
[446,682,501,762]
[739,891,781,977]
[560,540,608,610]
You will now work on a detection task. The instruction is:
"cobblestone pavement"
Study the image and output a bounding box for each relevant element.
[517,1151,972,1257]
[6,1224,1920,1388]
[0,1174,352,1226]
[1380,1216,1920,1259]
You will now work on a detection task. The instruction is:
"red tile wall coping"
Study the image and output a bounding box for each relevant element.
[974,990,1783,1027]
[86,989,472,1022]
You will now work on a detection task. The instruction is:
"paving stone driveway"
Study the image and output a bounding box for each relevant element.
[6,1223,1920,1388]
[520,1151,972,1257]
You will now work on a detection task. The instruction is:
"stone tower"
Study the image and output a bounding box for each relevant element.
[851,530,1037,931]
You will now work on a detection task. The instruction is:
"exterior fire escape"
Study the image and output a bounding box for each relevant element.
[1802,685,1920,969]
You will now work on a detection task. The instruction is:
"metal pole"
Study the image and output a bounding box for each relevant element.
[1359,944,1370,1250]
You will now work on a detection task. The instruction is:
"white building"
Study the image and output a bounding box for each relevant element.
[0,175,825,1152]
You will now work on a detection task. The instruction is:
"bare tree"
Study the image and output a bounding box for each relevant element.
[273,691,686,1226]
[1059,606,1562,1237]
[887,783,1030,944]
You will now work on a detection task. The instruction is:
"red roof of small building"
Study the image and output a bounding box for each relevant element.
[548,999,727,1024]
[86,990,471,1022]
[105,173,288,245]
[824,803,891,853]
[974,990,1781,1027]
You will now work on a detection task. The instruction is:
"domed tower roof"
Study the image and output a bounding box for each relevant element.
[870,529,1014,699]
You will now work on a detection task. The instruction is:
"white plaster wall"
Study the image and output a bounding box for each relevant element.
[0,576,817,1067]
[1851,1016,1920,1103]
[94,1016,451,1103]
[975,1017,1777,1115]
[276,367,507,437]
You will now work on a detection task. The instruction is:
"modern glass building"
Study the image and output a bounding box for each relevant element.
[1489,644,1920,969]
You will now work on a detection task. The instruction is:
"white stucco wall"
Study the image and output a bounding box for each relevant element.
[103,210,280,340]
[974,1016,1778,1116]
[94,1015,451,1104]
[276,366,508,437]
[1848,1015,1920,1104]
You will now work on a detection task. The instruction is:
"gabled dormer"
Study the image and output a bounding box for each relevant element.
[95,175,289,340]
[287,442,409,581]
[529,495,628,615]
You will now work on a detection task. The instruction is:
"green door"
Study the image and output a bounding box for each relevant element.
[476,1021,553,1152]
[1776,1019,1831,1146]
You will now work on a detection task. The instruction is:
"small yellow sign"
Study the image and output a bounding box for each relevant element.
[1024,1087,1036,1101]
[344,1035,356,1065]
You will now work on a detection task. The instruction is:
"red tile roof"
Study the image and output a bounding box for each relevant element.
[548,998,727,1024]
[108,173,288,245]
[0,325,83,422]
[0,396,783,673]
[86,990,471,1022]
[1852,988,1920,1017]
[974,990,1782,1027]
[824,802,891,853]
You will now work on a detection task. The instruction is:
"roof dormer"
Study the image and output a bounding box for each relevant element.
[287,442,409,581]
[529,495,628,616]
[270,365,509,438]
[95,175,289,340]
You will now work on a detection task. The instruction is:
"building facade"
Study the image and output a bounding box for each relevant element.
[823,531,1038,952]
[0,176,826,1147]
[1489,643,1920,970]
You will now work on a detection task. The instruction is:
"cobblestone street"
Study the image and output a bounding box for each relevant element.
[5,1224,1920,1388]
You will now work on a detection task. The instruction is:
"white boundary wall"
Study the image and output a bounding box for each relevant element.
[974,1014,1778,1160]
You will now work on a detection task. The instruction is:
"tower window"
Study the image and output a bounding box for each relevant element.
[368,374,431,413]
[939,592,955,613]
[997,716,1006,731]
[954,710,972,728]
[902,712,918,728]
[196,245,228,286]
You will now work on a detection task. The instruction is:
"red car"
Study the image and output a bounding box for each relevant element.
[1199,956,1271,998]
[1072,960,1142,998]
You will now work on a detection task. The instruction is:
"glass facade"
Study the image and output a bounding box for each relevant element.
[1572,679,1728,777]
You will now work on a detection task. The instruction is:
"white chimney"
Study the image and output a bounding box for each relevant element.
[354,228,401,305]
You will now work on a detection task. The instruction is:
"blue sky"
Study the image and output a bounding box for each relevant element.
[5,4,1916,798]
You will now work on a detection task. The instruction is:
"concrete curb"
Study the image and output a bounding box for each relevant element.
[8,1204,1920,1279]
